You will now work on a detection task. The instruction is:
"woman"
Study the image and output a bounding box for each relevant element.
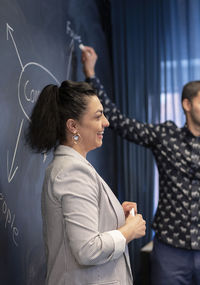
[26,80,146,285]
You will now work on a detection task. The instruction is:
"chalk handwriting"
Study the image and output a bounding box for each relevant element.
[66,21,82,43]
[65,21,83,79]
[18,62,60,121]
[24,80,40,103]
[0,192,19,246]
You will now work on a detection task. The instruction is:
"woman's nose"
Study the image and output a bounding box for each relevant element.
[103,115,109,127]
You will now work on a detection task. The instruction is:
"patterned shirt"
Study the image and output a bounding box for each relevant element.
[86,76,200,250]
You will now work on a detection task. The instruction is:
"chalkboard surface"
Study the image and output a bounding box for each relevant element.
[0,1,114,284]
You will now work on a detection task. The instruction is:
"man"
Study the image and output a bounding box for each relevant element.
[81,46,200,285]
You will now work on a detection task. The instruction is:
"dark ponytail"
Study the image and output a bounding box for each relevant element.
[25,80,96,153]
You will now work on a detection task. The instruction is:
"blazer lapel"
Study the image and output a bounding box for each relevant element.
[96,173,125,228]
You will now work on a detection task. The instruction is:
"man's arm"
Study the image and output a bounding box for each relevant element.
[82,46,158,148]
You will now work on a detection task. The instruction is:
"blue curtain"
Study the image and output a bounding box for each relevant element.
[110,0,200,283]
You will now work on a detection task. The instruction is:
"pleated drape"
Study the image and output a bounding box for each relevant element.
[110,0,200,283]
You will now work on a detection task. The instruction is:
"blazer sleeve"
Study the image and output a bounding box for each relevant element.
[52,161,125,266]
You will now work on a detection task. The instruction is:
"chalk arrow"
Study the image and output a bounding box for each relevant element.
[66,38,74,80]
[6,23,24,70]
[7,119,24,183]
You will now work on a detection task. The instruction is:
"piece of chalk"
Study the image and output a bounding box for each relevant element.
[130,208,135,216]
[79,44,85,50]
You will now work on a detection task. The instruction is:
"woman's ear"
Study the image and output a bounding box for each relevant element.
[182,98,191,113]
[66,119,78,134]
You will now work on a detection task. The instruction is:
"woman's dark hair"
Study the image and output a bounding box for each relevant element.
[182,80,200,102]
[26,80,96,153]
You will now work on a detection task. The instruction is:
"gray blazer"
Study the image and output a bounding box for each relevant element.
[42,145,133,285]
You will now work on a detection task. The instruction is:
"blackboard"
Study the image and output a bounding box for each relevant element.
[0,1,114,284]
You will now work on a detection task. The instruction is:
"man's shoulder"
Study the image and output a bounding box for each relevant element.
[161,120,181,131]
[158,120,184,137]
[162,120,177,128]
[152,120,177,131]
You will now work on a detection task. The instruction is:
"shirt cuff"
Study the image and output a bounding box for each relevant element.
[86,75,96,80]
[107,230,126,259]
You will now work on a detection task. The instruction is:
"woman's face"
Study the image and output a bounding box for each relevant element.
[76,95,109,156]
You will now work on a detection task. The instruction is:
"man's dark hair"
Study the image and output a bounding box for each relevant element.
[182,80,200,102]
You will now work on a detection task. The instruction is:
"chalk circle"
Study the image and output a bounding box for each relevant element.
[18,62,60,121]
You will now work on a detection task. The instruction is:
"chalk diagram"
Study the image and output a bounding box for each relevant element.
[6,22,82,184]
[6,23,59,184]
[2,22,82,246]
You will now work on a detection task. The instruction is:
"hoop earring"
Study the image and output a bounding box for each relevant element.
[72,133,80,144]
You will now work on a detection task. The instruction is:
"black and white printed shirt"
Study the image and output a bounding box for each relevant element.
[86,76,200,250]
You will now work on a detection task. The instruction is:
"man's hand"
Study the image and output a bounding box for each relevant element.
[81,46,98,78]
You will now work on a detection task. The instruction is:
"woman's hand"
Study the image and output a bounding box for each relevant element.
[122,201,137,217]
[118,202,146,243]
[118,214,146,243]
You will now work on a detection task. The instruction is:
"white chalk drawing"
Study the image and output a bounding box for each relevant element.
[66,21,82,44]
[6,23,61,182]
[66,38,74,80]
[66,21,83,79]
[18,62,60,121]
[6,21,78,183]
[7,119,24,183]
[6,24,23,69]
[3,21,78,246]
[0,192,19,246]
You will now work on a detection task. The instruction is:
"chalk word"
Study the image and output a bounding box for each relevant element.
[24,80,40,103]
[0,192,19,246]
[66,21,82,43]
